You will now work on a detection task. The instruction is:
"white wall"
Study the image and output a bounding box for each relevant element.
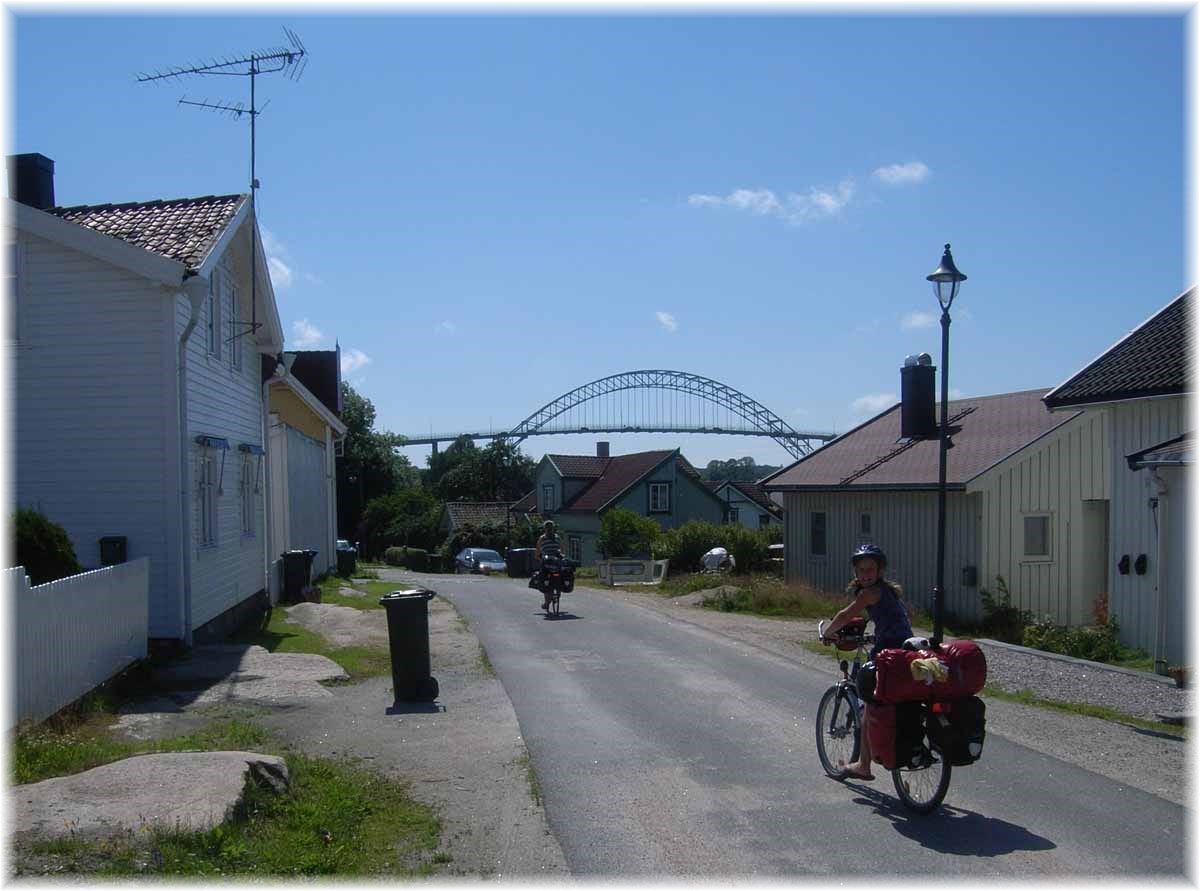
[714,485,781,529]
[12,232,180,636]
[285,425,333,572]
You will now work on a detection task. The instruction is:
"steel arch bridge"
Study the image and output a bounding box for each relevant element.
[402,370,835,460]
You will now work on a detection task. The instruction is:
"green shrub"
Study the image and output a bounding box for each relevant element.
[724,525,774,575]
[978,576,1033,644]
[383,546,406,567]
[403,548,428,572]
[655,520,724,571]
[596,508,661,559]
[1023,615,1122,664]
[14,508,82,585]
[442,522,508,559]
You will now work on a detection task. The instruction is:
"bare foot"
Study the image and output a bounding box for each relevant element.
[837,760,875,781]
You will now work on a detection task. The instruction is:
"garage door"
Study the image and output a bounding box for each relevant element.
[286,426,330,571]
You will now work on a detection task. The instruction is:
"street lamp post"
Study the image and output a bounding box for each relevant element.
[926,243,967,646]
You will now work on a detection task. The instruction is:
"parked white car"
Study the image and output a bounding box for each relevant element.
[454,548,507,575]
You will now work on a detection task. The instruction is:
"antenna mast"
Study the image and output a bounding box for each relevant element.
[137,27,308,343]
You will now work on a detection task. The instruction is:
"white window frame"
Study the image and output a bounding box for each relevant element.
[726,506,740,525]
[541,484,555,513]
[758,513,771,530]
[810,511,827,558]
[239,454,254,536]
[568,535,582,563]
[648,482,671,513]
[198,449,218,547]
[227,277,242,371]
[1023,513,1052,560]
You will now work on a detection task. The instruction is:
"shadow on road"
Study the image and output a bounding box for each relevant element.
[385,701,445,716]
[541,613,582,621]
[845,785,1057,856]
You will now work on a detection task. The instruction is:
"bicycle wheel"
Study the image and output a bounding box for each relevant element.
[891,742,952,815]
[815,686,860,778]
[551,587,561,616]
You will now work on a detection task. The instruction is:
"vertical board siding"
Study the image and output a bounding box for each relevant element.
[11,560,149,727]
[782,490,979,620]
[179,256,267,630]
[1106,398,1185,656]
[13,234,175,635]
[285,426,331,571]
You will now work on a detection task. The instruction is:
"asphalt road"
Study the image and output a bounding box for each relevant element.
[425,571,1187,879]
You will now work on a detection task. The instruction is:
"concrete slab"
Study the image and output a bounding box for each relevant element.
[12,752,288,840]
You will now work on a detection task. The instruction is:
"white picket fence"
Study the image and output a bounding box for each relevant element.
[9,558,149,728]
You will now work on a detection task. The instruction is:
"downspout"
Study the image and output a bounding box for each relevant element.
[178,273,210,648]
[1149,468,1169,674]
[262,367,278,603]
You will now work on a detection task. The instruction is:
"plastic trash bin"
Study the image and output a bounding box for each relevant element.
[336,547,357,577]
[506,548,534,578]
[379,588,439,703]
[282,549,320,602]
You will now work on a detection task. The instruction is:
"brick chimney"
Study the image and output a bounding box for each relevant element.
[7,153,55,210]
[596,441,610,458]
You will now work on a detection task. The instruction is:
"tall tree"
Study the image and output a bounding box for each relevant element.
[703,456,781,482]
[336,382,418,537]
[429,436,536,503]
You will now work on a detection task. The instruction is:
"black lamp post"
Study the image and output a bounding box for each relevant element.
[926,243,967,646]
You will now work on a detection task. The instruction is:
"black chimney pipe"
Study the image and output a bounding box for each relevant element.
[7,153,55,210]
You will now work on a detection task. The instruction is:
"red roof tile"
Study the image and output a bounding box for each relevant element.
[547,455,609,478]
[763,389,1077,489]
[48,194,247,270]
[561,450,677,512]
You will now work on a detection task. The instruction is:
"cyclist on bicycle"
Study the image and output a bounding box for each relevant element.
[532,520,564,610]
[821,543,914,780]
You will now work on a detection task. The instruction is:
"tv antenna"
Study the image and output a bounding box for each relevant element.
[137,27,308,343]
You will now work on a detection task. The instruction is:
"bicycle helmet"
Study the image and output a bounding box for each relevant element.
[851,543,887,567]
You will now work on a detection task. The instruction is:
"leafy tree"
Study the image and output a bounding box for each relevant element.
[430,437,536,503]
[337,382,419,539]
[360,488,444,557]
[14,508,82,585]
[596,507,662,559]
[702,457,781,483]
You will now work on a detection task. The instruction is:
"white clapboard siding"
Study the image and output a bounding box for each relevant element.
[178,256,268,631]
[969,410,1109,626]
[13,233,178,637]
[11,559,149,728]
[1105,397,1185,658]
[782,490,980,620]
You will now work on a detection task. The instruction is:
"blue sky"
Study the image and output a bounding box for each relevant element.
[6,7,1192,473]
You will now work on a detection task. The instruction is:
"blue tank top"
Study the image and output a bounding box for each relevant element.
[866,582,912,645]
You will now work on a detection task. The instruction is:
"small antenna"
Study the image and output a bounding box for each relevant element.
[138,27,308,344]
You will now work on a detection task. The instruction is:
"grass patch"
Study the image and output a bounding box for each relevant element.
[227,607,391,682]
[515,752,541,806]
[14,752,444,878]
[478,643,495,677]
[982,685,1186,738]
[315,574,398,609]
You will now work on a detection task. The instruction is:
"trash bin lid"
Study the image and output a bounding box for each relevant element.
[380,588,436,603]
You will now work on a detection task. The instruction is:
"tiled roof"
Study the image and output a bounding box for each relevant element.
[762,389,1077,489]
[1044,289,1192,410]
[445,502,514,529]
[548,455,609,477]
[47,194,247,270]
[511,490,537,514]
[727,481,783,514]
[562,450,677,513]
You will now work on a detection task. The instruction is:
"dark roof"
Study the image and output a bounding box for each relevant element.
[511,490,537,514]
[47,194,247,270]
[762,389,1077,490]
[1043,288,1192,410]
[707,480,783,515]
[548,455,609,478]
[445,502,514,529]
[1126,433,1192,470]
[562,450,677,512]
[288,348,342,417]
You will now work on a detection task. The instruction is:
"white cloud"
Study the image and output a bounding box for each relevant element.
[436,321,458,335]
[292,318,324,348]
[689,179,855,225]
[656,311,678,333]
[901,311,937,330]
[873,161,930,185]
[341,348,370,375]
[851,393,897,414]
[268,256,293,289]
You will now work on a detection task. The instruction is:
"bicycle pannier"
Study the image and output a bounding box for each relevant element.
[865,702,898,770]
[930,640,987,699]
[926,695,986,765]
[893,701,928,769]
[872,648,938,703]
[856,661,878,703]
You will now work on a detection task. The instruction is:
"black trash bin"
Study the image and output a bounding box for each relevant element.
[336,546,357,577]
[379,588,439,703]
[282,549,319,603]
[506,548,534,578]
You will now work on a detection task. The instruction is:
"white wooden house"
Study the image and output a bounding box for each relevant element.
[266,350,346,588]
[8,152,284,646]
[1043,288,1191,671]
[761,389,1080,624]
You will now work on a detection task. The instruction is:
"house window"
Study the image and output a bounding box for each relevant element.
[726,507,740,525]
[541,484,555,512]
[239,454,254,536]
[568,535,582,563]
[860,513,872,535]
[227,279,242,371]
[758,514,771,530]
[649,482,671,513]
[810,512,827,557]
[206,276,221,359]
[1024,514,1051,559]
[198,450,218,547]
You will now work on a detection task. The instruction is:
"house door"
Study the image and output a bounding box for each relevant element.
[1080,500,1110,625]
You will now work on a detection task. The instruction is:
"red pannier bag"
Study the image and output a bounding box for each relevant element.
[872,648,939,703]
[865,702,898,770]
[929,640,987,699]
